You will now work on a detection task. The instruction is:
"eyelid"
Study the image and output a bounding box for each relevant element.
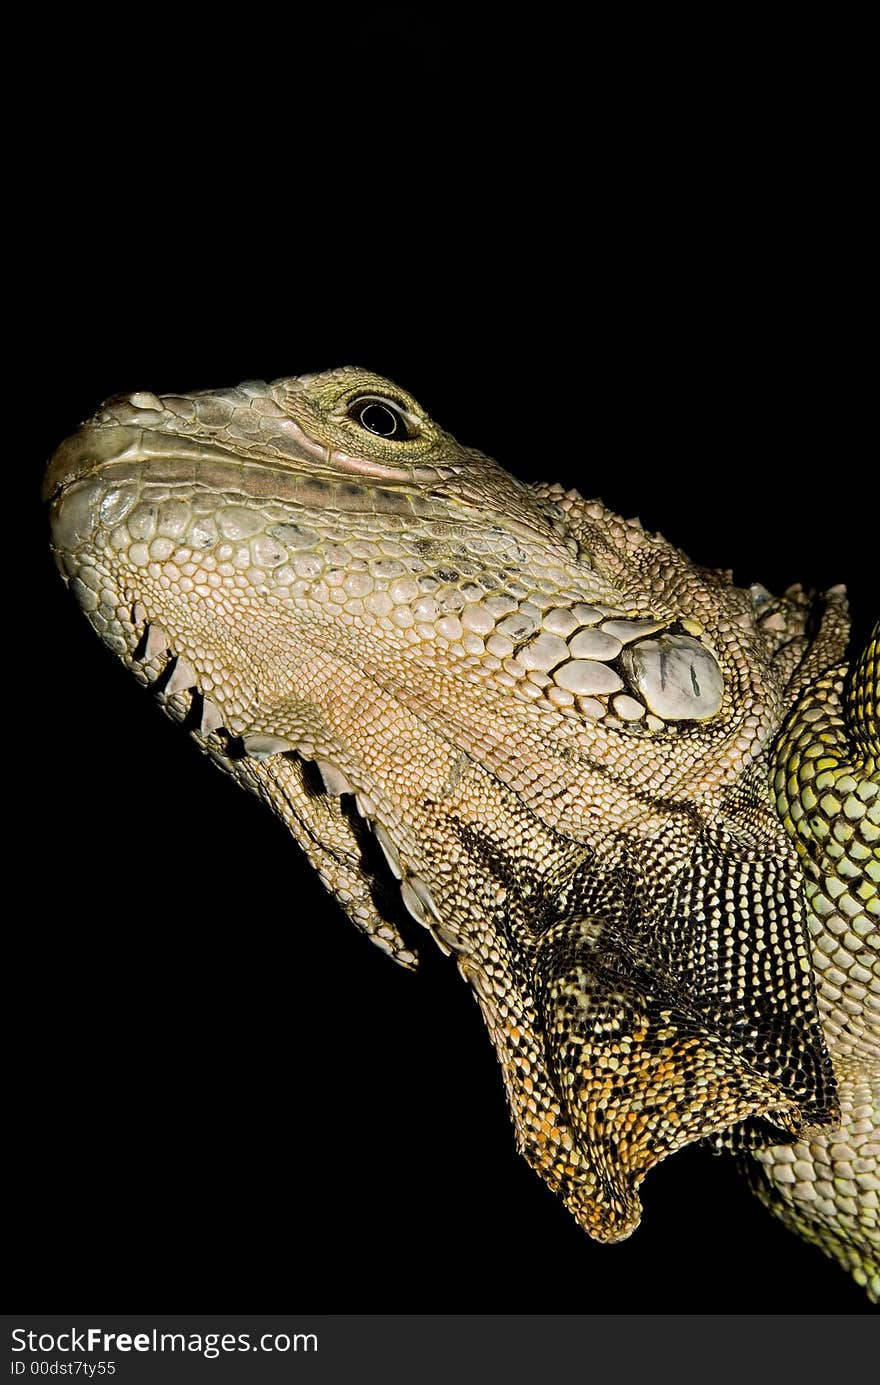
[348,393,418,420]
[344,393,422,439]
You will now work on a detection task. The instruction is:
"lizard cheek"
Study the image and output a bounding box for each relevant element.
[620,634,725,721]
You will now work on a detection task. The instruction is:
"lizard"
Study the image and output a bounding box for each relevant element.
[42,367,879,1299]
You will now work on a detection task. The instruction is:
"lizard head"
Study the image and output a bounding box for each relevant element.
[43,366,733,766]
[44,367,839,1244]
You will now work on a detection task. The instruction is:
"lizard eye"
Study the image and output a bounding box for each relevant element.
[346,395,417,441]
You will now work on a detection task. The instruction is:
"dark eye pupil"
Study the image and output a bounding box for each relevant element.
[361,403,398,436]
[348,397,412,439]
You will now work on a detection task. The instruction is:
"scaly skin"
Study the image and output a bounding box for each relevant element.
[43,368,879,1293]
[746,627,879,1297]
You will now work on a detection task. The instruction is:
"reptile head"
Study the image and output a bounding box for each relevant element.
[44,367,841,1245]
[43,367,738,760]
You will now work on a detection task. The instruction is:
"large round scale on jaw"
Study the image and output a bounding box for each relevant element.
[620,634,724,721]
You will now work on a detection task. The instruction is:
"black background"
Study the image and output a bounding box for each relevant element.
[13,10,874,1313]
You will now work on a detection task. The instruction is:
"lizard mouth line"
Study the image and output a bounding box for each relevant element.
[43,422,455,508]
[44,413,574,555]
[45,443,561,573]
